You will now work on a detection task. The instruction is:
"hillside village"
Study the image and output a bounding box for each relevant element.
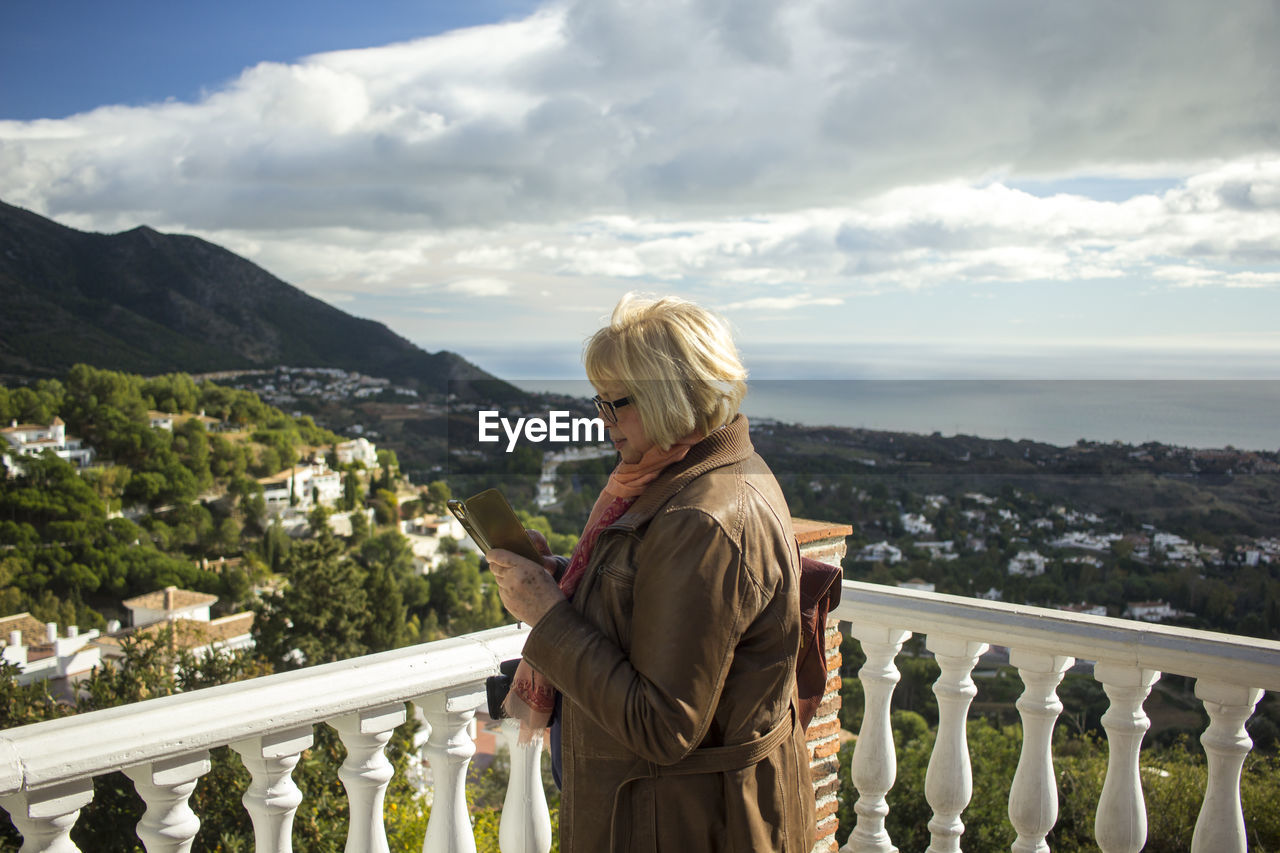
[847,488,1280,624]
[0,367,485,697]
[3,363,1278,698]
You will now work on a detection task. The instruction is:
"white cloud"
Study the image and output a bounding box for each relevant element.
[445,277,513,297]
[721,294,844,311]
[1,0,1277,369]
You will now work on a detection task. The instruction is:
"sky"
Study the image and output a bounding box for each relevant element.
[2,0,1279,382]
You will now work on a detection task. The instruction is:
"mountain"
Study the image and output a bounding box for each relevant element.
[0,200,505,395]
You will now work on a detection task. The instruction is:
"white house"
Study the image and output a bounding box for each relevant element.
[335,437,378,467]
[856,541,903,565]
[1125,600,1181,623]
[402,514,471,572]
[900,513,935,536]
[1059,602,1108,617]
[122,586,217,627]
[1008,550,1048,577]
[258,463,343,513]
[1050,531,1123,552]
[0,614,101,687]
[915,540,958,561]
[1,417,95,469]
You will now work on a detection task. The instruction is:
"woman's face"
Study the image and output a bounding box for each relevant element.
[595,383,654,464]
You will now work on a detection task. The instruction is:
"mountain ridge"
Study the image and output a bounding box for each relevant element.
[0,200,501,393]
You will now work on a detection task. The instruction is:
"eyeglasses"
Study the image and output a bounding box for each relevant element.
[591,394,632,424]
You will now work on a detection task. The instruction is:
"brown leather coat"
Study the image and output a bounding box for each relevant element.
[522,416,816,852]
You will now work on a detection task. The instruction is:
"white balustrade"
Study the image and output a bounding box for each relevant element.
[0,589,1277,853]
[1093,663,1159,853]
[843,623,909,853]
[416,686,484,853]
[1190,680,1264,853]
[0,780,93,853]
[332,703,406,853]
[831,580,1280,853]
[498,719,553,853]
[123,752,211,853]
[0,624,528,853]
[923,634,987,853]
[1008,650,1073,853]
[231,727,312,852]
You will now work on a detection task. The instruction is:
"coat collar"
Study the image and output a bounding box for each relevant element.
[609,415,753,532]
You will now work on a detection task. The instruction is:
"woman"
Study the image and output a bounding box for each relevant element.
[487,294,816,852]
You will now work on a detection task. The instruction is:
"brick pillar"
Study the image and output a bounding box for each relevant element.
[793,518,852,853]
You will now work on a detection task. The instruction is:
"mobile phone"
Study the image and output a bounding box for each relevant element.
[446,489,543,563]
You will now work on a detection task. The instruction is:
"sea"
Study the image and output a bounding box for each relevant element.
[506,378,1280,452]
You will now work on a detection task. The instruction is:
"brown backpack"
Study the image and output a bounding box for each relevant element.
[796,556,843,731]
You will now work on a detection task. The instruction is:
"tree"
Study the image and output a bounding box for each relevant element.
[253,529,370,668]
[341,469,364,511]
[347,508,370,546]
[424,480,451,514]
[355,531,416,652]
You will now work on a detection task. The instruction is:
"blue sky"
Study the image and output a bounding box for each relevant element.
[2,0,1278,381]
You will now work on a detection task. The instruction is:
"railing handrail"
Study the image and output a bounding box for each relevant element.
[836,579,1280,690]
[0,623,530,797]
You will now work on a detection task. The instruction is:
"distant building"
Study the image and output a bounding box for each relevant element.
[915,540,957,561]
[2,417,95,470]
[1059,602,1108,617]
[856,541,903,565]
[109,586,253,659]
[1125,600,1182,623]
[1008,550,1048,577]
[335,437,378,467]
[0,614,101,687]
[258,463,343,513]
[123,586,218,627]
[900,513,935,536]
[898,578,936,593]
[402,514,471,572]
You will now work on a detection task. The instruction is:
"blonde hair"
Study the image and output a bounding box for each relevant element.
[584,293,748,449]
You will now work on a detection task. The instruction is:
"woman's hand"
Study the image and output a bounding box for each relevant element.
[488,547,566,625]
[525,529,561,576]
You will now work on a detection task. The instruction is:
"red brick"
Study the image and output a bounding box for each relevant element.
[813,776,840,800]
[809,754,840,777]
[815,798,839,821]
[813,738,841,759]
[807,718,841,741]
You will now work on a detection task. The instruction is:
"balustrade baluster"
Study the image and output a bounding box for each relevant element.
[230,726,314,853]
[0,780,94,853]
[1093,664,1159,853]
[924,635,988,853]
[416,686,484,853]
[332,703,407,853]
[1190,680,1263,853]
[1008,650,1073,853]
[123,752,211,853]
[842,624,910,853]
[497,719,552,853]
